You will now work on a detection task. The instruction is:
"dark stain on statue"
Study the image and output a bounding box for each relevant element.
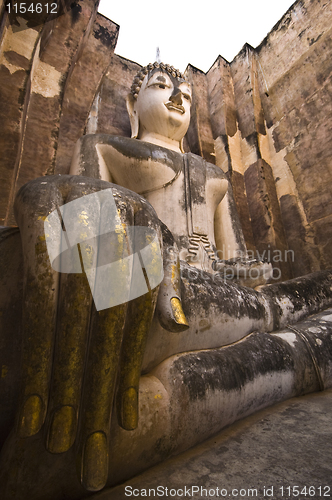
[104,136,179,175]
[153,437,174,460]
[220,134,232,171]
[180,265,268,322]
[70,2,82,24]
[186,153,206,205]
[263,272,332,316]
[93,25,118,48]
[309,33,322,46]
[4,51,30,71]
[172,333,295,401]
[279,15,292,33]
[245,132,261,158]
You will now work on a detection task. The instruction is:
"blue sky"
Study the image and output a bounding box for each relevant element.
[98,0,295,72]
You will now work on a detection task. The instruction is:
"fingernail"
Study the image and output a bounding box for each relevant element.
[171,297,189,328]
[18,395,44,437]
[47,405,76,453]
[120,387,138,431]
[82,431,108,492]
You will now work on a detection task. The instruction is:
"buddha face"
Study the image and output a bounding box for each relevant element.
[133,70,192,146]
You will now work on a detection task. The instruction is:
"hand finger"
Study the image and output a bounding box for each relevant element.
[116,288,158,431]
[46,272,93,453]
[14,179,63,438]
[116,207,163,430]
[77,193,134,492]
[78,304,127,492]
[46,181,105,454]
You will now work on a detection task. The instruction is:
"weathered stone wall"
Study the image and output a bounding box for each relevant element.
[0,0,331,278]
[207,0,332,278]
[0,1,119,225]
[259,0,332,275]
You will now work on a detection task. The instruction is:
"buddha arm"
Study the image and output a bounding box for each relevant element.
[213,183,247,261]
[214,197,243,260]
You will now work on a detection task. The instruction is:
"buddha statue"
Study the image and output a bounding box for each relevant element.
[1,62,332,500]
[70,62,271,281]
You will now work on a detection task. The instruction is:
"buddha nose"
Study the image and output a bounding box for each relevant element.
[170,87,183,105]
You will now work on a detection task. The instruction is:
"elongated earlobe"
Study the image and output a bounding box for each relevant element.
[126,94,139,139]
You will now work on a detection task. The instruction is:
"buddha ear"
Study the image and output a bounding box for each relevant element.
[180,138,185,153]
[126,93,139,139]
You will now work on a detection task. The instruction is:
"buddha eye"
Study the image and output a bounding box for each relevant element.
[149,82,167,90]
[183,93,191,102]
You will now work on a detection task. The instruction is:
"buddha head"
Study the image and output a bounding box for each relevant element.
[126,62,192,153]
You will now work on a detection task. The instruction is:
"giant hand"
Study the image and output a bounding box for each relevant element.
[12,175,187,492]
